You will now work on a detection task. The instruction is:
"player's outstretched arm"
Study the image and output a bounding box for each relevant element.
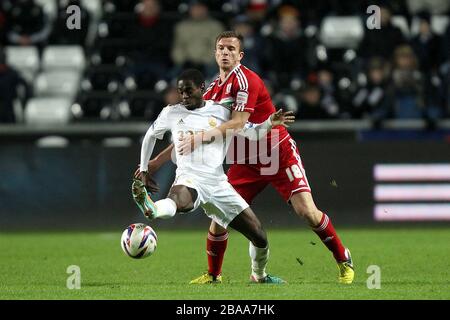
[239,109,295,140]
[178,111,251,155]
[270,109,295,127]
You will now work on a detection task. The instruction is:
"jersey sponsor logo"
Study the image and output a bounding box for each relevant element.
[177,119,185,125]
[226,83,232,94]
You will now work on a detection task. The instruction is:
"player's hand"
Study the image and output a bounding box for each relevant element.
[177,133,203,155]
[135,171,160,194]
[133,159,160,178]
[270,109,295,128]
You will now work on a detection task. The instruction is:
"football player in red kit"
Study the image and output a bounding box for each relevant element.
[147,31,354,284]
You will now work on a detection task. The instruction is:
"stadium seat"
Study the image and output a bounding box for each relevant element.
[102,137,133,147]
[81,0,102,20]
[5,46,40,82]
[90,39,134,66]
[14,70,37,86]
[35,0,58,21]
[36,136,70,148]
[98,13,136,39]
[42,45,86,71]
[432,16,450,35]
[319,16,364,49]
[80,0,103,47]
[411,15,450,36]
[24,97,72,125]
[118,91,164,120]
[392,16,411,38]
[34,70,81,99]
[102,0,139,14]
[124,72,159,92]
[72,92,116,121]
[406,0,450,15]
[80,66,124,92]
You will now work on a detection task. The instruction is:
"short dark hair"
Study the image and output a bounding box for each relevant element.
[177,69,205,88]
[215,30,244,51]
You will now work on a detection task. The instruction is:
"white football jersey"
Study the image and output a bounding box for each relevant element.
[146,100,233,181]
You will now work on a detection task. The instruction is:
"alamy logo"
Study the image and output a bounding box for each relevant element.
[366,5,381,30]
[66,265,81,289]
[66,5,81,30]
[366,265,381,289]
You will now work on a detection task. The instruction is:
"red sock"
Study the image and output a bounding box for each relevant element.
[207,231,228,277]
[313,213,348,262]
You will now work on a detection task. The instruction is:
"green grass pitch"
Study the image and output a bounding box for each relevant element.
[1,228,449,300]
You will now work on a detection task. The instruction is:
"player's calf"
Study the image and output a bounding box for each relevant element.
[290,193,322,226]
[229,208,267,248]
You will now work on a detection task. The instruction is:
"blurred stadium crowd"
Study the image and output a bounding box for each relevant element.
[0,0,449,127]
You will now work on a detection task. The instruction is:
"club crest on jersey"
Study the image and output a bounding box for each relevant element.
[226,83,232,94]
[208,117,217,127]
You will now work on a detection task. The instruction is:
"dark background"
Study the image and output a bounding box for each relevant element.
[2,130,449,231]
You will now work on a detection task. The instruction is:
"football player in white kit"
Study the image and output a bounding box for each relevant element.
[133,69,294,283]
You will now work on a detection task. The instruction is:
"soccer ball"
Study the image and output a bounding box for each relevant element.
[121,223,157,259]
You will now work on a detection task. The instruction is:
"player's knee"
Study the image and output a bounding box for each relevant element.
[167,193,187,212]
[168,186,196,212]
[292,201,318,220]
[210,221,227,234]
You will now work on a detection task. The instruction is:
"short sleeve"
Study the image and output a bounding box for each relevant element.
[233,72,258,113]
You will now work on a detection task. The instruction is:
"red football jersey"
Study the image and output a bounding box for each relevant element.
[203,64,290,165]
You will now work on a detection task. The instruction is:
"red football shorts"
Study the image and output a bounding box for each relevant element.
[227,137,311,203]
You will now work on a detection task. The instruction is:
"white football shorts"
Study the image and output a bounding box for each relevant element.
[172,173,249,228]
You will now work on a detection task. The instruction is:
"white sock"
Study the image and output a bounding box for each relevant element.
[249,242,269,280]
[153,198,177,219]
